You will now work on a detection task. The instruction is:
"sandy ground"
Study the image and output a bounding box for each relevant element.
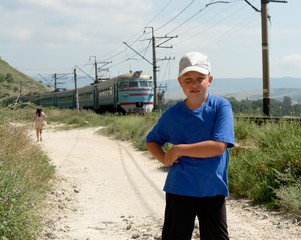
[33,126,300,240]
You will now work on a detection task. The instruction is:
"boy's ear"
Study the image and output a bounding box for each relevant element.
[208,75,213,86]
[178,77,183,87]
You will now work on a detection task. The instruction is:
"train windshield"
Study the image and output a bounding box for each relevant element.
[118,80,153,90]
[129,81,138,88]
[139,81,148,87]
[118,82,128,90]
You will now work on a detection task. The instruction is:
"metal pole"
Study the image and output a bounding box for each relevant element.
[74,68,79,110]
[54,73,57,91]
[151,27,158,111]
[94,59,98,83]
[89,56,98,83]
[261,0,270,116]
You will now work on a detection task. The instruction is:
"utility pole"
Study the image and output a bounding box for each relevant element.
[124,28,177,111]
[150,27,158,111]
[157,83,168,105]
[245,0,287,116]
[145,27,177,111]
[90,56,98,83]
[261,0,270,116]
[261,0,287,116]
[74,68,79,110]
[53,73,57,91]
[53,73,69,91]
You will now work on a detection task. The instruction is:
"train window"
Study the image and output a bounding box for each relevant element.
[118,82,128,90]
[129,81,138,88]
[148,81,153,87]
[139,81,148,87]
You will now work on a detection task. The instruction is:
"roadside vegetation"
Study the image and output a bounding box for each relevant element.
[0,104,300,239]
[0,108,55,239]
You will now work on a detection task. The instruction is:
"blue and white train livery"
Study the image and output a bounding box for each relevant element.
[7,71,154,114]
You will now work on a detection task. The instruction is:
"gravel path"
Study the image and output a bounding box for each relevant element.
[35,127,301,240]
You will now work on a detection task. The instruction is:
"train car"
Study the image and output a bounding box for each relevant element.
[4,71,154,114]
[77,85,96,109]
[55,89,75,108]
[96,78,116,112]
[37,92,56,107]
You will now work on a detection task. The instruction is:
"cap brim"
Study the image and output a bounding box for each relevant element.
[178,66,210,77]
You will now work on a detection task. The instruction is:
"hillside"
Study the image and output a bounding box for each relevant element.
[0,58,51,98]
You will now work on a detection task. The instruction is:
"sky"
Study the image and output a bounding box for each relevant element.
[0,0,300,90]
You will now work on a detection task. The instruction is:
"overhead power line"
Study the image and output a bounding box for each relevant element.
[155,0,196,31]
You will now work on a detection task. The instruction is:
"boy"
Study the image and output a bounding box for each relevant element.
[146,52,235,240]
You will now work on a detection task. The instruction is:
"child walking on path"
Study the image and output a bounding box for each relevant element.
[146,52,235,240]
[33,108,47,142]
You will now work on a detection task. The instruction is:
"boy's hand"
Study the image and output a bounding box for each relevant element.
[164,146,181,167]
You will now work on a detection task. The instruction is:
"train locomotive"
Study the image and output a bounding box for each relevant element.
[7,71,154,114]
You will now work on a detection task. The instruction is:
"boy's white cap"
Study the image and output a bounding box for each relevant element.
[178,52,211,77]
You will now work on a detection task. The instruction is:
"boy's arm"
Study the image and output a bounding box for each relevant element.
[164,140,227,165]
[146,142,168,166]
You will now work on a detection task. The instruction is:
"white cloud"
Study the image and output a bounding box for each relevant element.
[282,54,301,63]
[272,54,301,77]
[1,0,153,43]
[282,54,301,70]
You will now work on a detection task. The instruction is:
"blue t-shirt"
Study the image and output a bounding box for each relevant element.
[146,94,235,197]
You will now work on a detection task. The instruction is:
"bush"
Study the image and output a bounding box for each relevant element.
[276,180,301,214]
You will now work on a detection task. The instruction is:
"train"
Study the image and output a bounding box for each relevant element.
[5,71,154,114]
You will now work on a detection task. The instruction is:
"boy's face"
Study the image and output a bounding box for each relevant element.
[178,71,213,100]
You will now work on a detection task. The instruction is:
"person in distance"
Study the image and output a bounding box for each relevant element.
[33,108,47,142]
[146,51,235,240]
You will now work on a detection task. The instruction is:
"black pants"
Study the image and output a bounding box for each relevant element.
[162,193,229,240]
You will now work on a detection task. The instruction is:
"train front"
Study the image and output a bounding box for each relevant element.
[117,71,154,113]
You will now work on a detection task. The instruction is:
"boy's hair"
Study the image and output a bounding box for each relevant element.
[179,52,211,77]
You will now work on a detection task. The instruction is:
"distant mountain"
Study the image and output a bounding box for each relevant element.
[160,77,301,103]
[0,58,51,98]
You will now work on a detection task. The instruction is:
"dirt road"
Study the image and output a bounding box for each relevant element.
[35,126,300,240]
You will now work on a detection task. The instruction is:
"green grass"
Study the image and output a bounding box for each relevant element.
[99,113,158,150]
[43,108,109,129]
[230,119,301,212]
[0,121,55,239]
